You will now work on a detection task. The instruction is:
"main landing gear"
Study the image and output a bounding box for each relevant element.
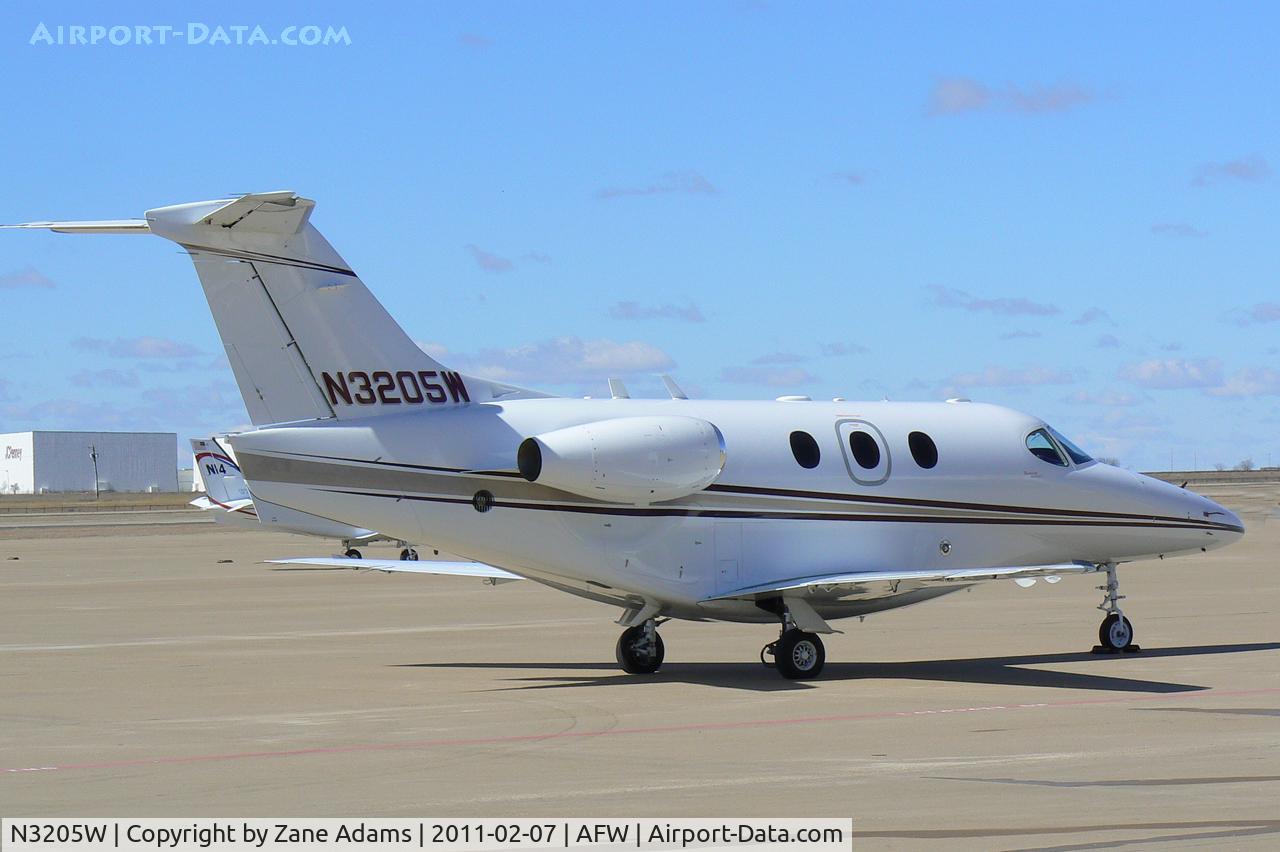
[1093,561,1140,653]
[399,548,419,561]
[761,629,826,679]
[615,620,665,674]
[341,540,362,560]
[759,601,826,679]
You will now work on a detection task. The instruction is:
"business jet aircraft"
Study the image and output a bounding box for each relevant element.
[190,437,421,560]
[6,192,1244,679]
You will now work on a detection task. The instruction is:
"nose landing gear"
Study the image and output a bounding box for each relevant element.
[1093,561,1140,653]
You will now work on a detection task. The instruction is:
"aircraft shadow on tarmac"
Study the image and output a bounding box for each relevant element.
[397,641,1280,693]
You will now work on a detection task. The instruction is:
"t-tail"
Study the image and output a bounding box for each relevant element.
[6,192,547,425]
[190,437,252,510]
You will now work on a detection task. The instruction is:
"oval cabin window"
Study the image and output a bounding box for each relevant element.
[849,430,880,469]
[908,431,938,469]
[789,431,821,469]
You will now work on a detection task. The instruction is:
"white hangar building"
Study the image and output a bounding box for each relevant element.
[0,431,178,495]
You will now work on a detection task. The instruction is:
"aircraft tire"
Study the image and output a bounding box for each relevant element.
[344,548,363,559]
[1098,613,1135,650]
[774,629,825,679]
[400,548,419,561]
[615,624,664,674]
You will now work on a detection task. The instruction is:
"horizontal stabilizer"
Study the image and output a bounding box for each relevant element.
[198,191,314,234]
[705,561,1098,601]
[5,191,551,426]
[1,219,149,234]
[189,495,256,514]
[267,557,524,583]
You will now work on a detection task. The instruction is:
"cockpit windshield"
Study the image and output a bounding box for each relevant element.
[1026,429,1067,466]
[1026,426,1094,467]
[1047,426,1093,465]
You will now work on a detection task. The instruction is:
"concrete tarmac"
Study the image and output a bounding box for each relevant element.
[1,513,1277,849]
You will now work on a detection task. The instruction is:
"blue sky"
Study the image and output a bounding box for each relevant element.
[0,1,1275,471]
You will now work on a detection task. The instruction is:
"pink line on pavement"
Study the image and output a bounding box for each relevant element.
[5,686,1279,775]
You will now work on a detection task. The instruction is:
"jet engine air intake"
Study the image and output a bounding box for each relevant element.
[517,416,726,505]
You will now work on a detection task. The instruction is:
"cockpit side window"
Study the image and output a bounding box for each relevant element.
[1026,429,1068,466]
[1048,426,1093,465]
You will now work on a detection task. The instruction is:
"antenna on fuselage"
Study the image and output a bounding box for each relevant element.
[660,374,688,400]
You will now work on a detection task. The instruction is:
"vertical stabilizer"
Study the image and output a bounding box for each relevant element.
[191,437,252,506]
[8,192,547,425]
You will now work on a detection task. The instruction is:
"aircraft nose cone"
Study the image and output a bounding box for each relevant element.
[1180,488,1244,550]
[1122,471,1244,553]
[1206,499,1244,536]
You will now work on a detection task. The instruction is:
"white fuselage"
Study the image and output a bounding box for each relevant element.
[230,398,1243,623]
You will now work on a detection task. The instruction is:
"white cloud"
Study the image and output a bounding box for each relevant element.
[1072,307,1113,326]
[1120,358,1223,389]
[720,365,817,388]
[928,284,1059,317]
[819,342,869,356]
[2,381,245,431]
[929,77,1095,116]
[750,351,806,365]
[1193,155,1271,187]
[1229,302,1280,327]
[1205,367,1280,398]
[945,366,1075,388]
[72,336,202,359]
[929,77,990,114]
[0,266,55,290]
[609,301,706,323]
[1064,389,1140,407]
[448,336,675,385]
[415,341,451,360]
[1095,333,1121,349]
[69,369,138,388]
[595,171,718,200]
[465,244,514,273]
[830,171,866,186]
[1151,222,1207,239]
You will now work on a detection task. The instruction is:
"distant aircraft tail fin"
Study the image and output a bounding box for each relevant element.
[191,437,252,507]
[8,192,547,425]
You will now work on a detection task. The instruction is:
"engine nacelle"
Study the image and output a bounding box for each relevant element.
[517,416,726,505]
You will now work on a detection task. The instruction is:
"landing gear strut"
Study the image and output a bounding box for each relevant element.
[759,602,825,679]
[615,619,665,674]
[1093,562,1139,653]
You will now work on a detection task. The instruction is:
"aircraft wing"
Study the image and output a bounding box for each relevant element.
[704,561,1098,601]
[266,557,524,583]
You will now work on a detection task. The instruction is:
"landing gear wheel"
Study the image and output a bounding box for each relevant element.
[774,629,825,680]
[1098,613,1135,651]
[344,548,363,559]
[615,624,665,674]
[400,548,419,561]
[760,641,777,668]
